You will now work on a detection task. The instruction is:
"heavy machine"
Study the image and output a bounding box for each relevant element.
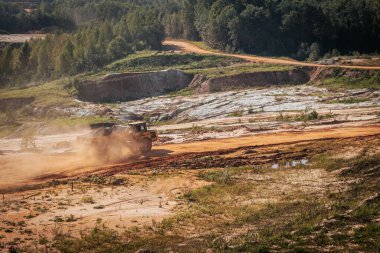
[80,122,158,159]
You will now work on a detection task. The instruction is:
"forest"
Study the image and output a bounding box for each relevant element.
[1,0,380,87]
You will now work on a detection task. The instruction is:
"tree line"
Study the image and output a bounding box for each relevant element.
[188,0,380,58]
[49,0,380,58]
[0,7,164,87]
[1,0,380,87]
[0,1,74,33]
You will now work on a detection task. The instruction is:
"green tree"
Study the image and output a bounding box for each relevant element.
[0,46,13,77]
[107,36,128,59]
[57,39,74,76]
[14,42,30,71]
[181,2,199,40]
[37,41,50,78]
[308,43,321,61]
[204,1,237,51]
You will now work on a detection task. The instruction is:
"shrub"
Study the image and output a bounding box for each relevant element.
[308,43,321,61]
[81,196,95,204]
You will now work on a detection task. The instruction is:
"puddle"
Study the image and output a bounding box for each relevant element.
[272,159,309,169]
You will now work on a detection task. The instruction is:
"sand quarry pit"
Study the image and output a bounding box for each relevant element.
[0,89,379,250]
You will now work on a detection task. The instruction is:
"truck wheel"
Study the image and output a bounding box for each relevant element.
[139,138,152,154]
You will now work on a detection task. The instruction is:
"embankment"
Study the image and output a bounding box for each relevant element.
[190,69,310,93]
[0,97,34,112]
[77,68,312,102]
[76,69,193,103]
[75,66,380,103]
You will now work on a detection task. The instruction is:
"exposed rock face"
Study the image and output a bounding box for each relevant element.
[0,97,34,112]
[188,74,208,89]
[77,69,193,102]
[195,69,310,93]
[76,68,313,102]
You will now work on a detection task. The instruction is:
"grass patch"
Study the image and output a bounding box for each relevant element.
[0,79,75,108]
[81,196,95,204]
[47,116,118,128]
[354,224,380,251]
[185,63,294,78]
[228,110,244,117]
[51,142,380,252]
[327,97,369,104]
[198,167,249,184]
[103,51,245,74]
[189,41,219,52]
[321,75,380,90]
[312,153,345,171]
[169,87,194,97]
[276,108,334,122]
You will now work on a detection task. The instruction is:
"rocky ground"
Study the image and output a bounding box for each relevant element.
[5,85,376,146]
[59,85,379,123]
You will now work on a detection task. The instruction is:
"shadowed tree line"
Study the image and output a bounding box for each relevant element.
[188,0,380,58]
[0,1,74,33]
[0,5,164,87]
[1,0,380,87]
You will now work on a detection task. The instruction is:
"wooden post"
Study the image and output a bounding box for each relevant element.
[71,181,74,191]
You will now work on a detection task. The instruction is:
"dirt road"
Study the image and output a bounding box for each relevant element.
[1,125,379,192]
[158,125,380,154]
[163,40,380,70]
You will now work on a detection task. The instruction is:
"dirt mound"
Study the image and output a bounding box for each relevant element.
[77,69,193,102]
[193,69,310,93]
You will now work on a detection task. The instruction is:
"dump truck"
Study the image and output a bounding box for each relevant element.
[79,122,158,159]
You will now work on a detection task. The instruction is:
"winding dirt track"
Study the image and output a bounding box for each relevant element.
[163,40,380,70]
[5,125,379,188]
[157,126,380,155]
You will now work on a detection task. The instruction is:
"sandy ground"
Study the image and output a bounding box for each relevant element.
[1,84,378,190]
[158,125,380,154]
[1,133,378,250]
[0,125,379,191]
[164,40,380,70]
[0,172,209,248]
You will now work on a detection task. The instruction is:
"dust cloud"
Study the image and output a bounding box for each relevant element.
[0,128,140,191]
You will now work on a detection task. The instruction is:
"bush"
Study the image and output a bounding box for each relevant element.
[81,196,95,204]
[308,43,321,61]
[276,112,291,122]
[308,109,319,120]
[107,36,129,59]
